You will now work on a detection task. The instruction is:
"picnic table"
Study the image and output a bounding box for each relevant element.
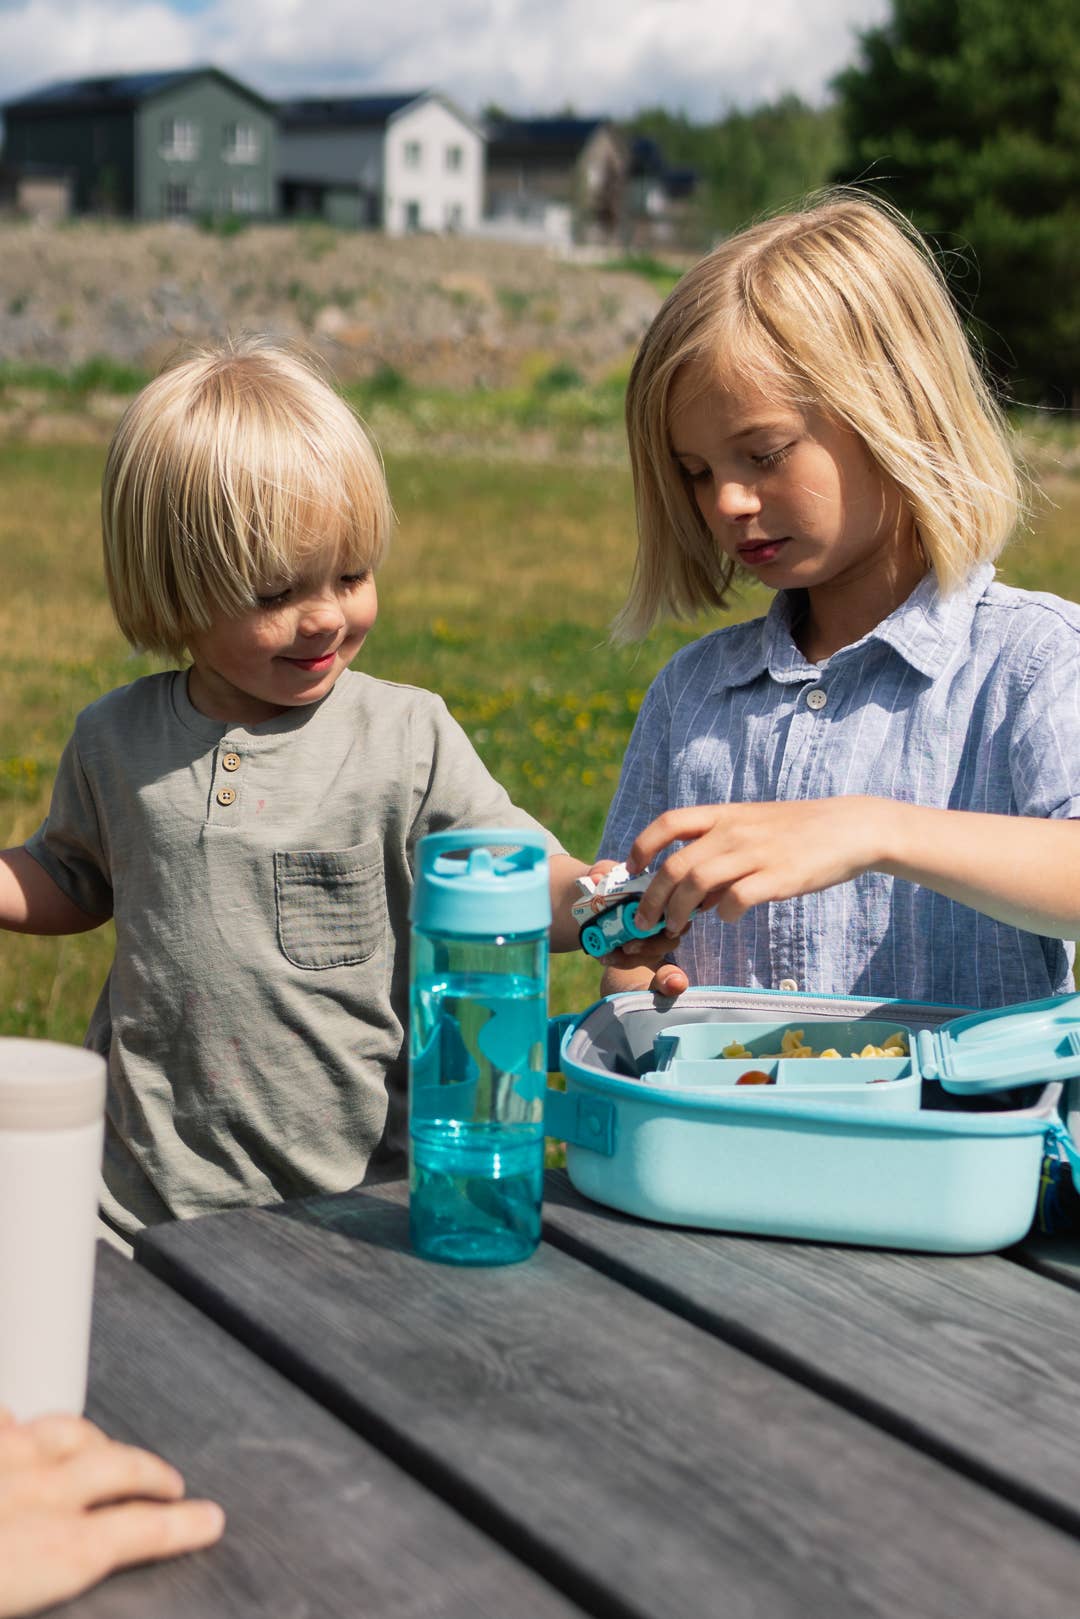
[54,1170,1080,1618]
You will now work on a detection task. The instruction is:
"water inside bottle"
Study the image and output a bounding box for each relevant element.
[409,971,545,1265]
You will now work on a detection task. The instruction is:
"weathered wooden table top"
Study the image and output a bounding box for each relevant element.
[52,1172,1080,1617]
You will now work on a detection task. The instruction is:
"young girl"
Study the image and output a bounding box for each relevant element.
[600,191,1080,1009]
[0,339,591,1246]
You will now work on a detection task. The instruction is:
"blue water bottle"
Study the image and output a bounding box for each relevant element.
[409,829,550,1265]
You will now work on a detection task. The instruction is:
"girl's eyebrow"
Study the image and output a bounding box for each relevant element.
[672,416,796,457]
[730,417,796,441]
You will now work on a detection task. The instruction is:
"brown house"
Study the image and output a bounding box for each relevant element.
[484,116,628,244]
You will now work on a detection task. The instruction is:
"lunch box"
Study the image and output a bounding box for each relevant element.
[543,987,1080,1254]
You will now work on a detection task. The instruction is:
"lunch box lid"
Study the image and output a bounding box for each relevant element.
[917,994,1080,1095]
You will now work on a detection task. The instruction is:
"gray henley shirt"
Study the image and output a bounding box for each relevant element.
[26,668,561,1238]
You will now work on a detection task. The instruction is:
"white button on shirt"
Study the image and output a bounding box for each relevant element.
[777,978,799,992]
[805,688,827,710]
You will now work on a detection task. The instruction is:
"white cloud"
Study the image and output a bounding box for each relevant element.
[0,0,890,118]
[0,1,196,95]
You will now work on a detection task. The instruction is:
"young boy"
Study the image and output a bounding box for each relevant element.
[0,339,594,1246]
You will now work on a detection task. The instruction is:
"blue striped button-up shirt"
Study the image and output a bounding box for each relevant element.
[599,564,1080,1009]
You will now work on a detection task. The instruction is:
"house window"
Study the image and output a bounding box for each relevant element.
[229,185,259,214]
[162,182,193,218]
[403,141,422,169]
[161,118,199,161]
[444,201,463,231]
[223,123,260,164]
[445,144,463,172]
[404,199,422,231]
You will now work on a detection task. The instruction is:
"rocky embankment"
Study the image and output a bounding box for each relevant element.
[0,219,664,388]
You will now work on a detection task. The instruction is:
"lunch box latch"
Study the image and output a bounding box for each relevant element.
[544,1087,617,1157]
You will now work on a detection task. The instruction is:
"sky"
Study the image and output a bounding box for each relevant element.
[0,0,891,120]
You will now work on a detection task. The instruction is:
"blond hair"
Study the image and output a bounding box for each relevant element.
[102,336,393,658]
[618,189,1021,639]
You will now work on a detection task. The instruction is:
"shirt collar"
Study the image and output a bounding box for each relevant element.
[711,563,996,690]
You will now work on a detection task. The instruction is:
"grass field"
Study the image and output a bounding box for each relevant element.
[2,430,1079,1049]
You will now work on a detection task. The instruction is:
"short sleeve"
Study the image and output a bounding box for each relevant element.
[1011,633,1080,820]
[598,673,673,863]
[408,693,566,855]
[24,731,114,918]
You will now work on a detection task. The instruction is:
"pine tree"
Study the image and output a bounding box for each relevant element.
[833,0,1080,406]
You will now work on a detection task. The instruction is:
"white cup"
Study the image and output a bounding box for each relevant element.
[0,1040,106,1420]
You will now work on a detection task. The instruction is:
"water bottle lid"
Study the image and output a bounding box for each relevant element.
[0,1040,106,1131]
[412,829,551,937]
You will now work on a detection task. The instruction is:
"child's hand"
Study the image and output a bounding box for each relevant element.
[586,858,621,881]
[0,1408,225,1618]
[598,932,690,998]
[628,798,883,935]
[581,860,690,994]
[601,959,691,999]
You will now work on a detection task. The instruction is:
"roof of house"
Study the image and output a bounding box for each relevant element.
[278,89,482,138]
[629,135,698,198]
[485,116,613,166]
[278,92,425,129]
[3,66,275,118]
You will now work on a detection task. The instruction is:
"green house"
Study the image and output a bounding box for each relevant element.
[2,66,276,221]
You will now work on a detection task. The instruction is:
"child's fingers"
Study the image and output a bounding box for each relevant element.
[627,807,724,878]
[651,963,689,998]
[633,861,708,934]
[78,1496,226,1577]
[0,1415,109,1483]
[586,858,620,880]
[28,1415,112,1463]
[1,1497,225,1618]
[39,1441,186,1514]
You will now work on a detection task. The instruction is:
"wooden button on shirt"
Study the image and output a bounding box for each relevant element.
[222,753,241,771]
[216,787,236,806]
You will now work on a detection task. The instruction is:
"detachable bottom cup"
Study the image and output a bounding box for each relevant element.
[0,1040,106,1419]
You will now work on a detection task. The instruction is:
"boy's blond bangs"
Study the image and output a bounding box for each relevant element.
[618,191,1021,642]
[103,339,393,659]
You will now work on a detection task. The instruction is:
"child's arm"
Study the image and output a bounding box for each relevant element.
[0,848,106,934]
[547,854,594,951]
[624,799,1080,941]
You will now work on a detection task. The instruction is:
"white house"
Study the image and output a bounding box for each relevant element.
[276,90,484,234]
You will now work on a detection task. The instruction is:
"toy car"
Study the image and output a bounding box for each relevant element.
[571,869,667,959]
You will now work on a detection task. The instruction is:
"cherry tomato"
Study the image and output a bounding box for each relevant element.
[736,1069,773,1086]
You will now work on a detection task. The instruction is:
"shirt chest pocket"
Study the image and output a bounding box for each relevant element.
[274,840,387,970]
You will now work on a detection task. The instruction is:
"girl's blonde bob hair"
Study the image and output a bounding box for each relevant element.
[102,336,393,659]
[619,189,1021,640]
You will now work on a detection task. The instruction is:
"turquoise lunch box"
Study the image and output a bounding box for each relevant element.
[543,986,1080,1254]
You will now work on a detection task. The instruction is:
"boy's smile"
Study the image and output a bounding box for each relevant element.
[283,649,338,673]
[186,565,378,724]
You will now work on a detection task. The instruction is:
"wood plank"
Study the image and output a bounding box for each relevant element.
[138,1185,1080,1619]
[541,1169,1080,1536]
[61,1244,584,1619]
[1013,1232,1080,1289]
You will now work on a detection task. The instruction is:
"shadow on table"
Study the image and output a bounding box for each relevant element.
[265,1182,411,1252]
